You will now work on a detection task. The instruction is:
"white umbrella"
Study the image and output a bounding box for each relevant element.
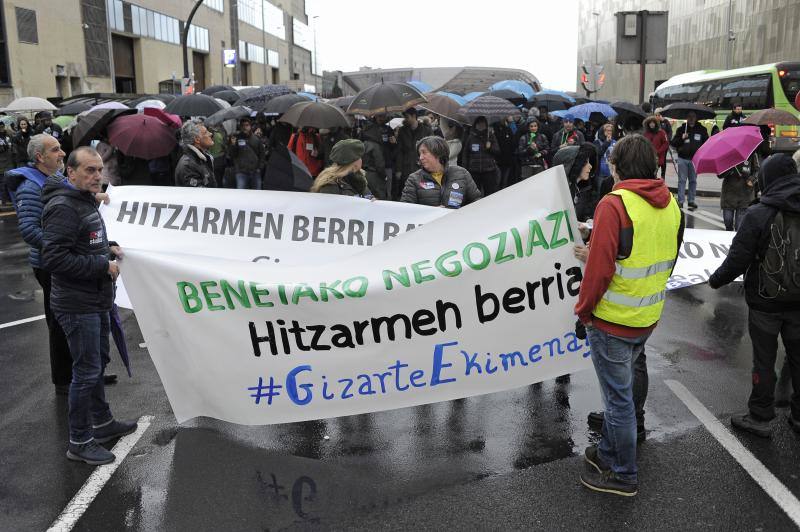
[3,96,57,113]
[135,99,166,112]
[389,117,404,129]
[89,101,129,112]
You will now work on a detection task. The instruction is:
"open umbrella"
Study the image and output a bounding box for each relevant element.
[329,95,355,111]
[568,102,617,122]
[419,93,468,123]
[202,84,235,96]
[611,101,648,121]
[135,99,166,112]
[489,80,535,100]
[164,93,224,117]
[435,91,467,106]
[205,105,253,127]
[462,91,485,102]
[3,97,57,113]
[107,113,177,160]
[143,107,182,129]
[263,94,312,116]
[57,100,93,116]
[234,85,294,110]
[692,125,763,175]
[486,89,526,105]
[53,115,74,129]
[529,93,573,112]
[743,109,800,126]
[407,80,433,93]
[660,102,715,120]
[347,81,427,116]
[279,101,350,130]
[90,101,129,112]
[458,95,521,124]
[71,108,136,147]
[212,90,241,105]
[296,91,319,101]
[110,305,131,377]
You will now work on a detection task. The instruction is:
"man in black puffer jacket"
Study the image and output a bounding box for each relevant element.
[709,154,800,438]
[41,146,138,466]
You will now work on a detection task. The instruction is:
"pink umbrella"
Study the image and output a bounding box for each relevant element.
[692,125,764,175]
[143,106,182,129]
[107,114,177,159]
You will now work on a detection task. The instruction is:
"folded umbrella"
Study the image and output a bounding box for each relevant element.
[71,108,136,147]
[107,114,177,159]
[418,93,468,123]
[110,304,131,378]
[279,101,350,130]
[691,125,763,175]
[660,102,715,121]
[263,94,311,116]
[205,105,253,127]
[164,94,224,117]
[347,81,427,116]
[458,95,521,124]
[743,109,800,126]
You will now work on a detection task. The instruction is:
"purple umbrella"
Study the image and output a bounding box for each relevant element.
[110,305,131,377]
[692,125,764,175]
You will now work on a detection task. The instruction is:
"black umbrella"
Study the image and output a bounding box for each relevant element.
[611,101,648,125]
[329,95,355,111]
[205,105,253,127]
[70,108,136,147]
[347,81,428,116]
[660,102,716,121]
[486,89,526,105]
[458,95,521,124]
[164,94,224,117]
[263,145,314,191]
[212,90,241,105]
[529,94,573,112]
[57,100,93,116]
[202,84,235,96]
[234,85,294,110]
[418,93,468,123]
[262,94,309,117]
[279,101,350,129]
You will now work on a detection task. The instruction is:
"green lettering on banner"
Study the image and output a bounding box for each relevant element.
[546,211,569,249]
[220,279,251,309]
[200,281,226,311]
[411,260,436,284]
[526,220,549,256]
[382,267,410,290]
[177,281,202,313]
[463,242,491,270]
[249,282,274,307]
[434,250,462,277]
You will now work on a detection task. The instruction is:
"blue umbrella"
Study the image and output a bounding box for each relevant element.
[489,80,534,100]
[435,91,467,106]
[407,80,433,93]
[297,91,318,101]
[551,110,570,119]
[567,102,617,122]
[534,89,576,103]
[463,91,485,102]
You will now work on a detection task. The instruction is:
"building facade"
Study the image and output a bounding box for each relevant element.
[576,0,800,102]
[0,0,321,105]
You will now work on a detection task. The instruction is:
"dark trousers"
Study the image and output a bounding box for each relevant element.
[472,169,499,196]
[33,268,72,386]
[633,349,648,427]
[659,162,667,179]
[747,308,800,421]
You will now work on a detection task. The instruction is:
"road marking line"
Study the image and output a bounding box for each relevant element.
[0,211,16,217]
[47,415,153,532]
[698,208,725,222]
[681,207,727,229]
[665,380,800,527]
[0,314,45,329]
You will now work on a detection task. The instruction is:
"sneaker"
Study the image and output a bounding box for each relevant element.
[67,440,115,465]
[104,373,118,385]
[93,419,138,443]
[584,445,610,474]
[580,468,638,497]
[787,415,800,434]
[731,413,772,438]
[587,411,646,443]
[688,202,698,211]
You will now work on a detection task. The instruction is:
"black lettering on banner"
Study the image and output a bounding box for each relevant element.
[117,201,138,224]
[137,202,149,225]
[150,203,167,226]
[709,242,729,258]
[383,222,400,241]
[202,208,221,234]
[180,206,199,232]
[222,209,245,236]
[328,218,346,244]
[683,241,703,259]
[164,204,183,230]
[292,215,309,241]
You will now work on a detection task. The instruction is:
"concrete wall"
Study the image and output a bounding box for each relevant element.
[576,0,800,103]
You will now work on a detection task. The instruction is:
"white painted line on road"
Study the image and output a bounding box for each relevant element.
[681,207,727,230]
[47,415,154,532]
[696,208,725,222]
[665,380,800,527]
[0,314,45,329]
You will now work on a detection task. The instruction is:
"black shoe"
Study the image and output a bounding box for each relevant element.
[93,419,138,443]
[55,384,70,396]
[787,415,800,434]
[104,373,118,385]
[688,202,698,211]
[587,411,646,443]
[580,468,638,497]
[67,440,115,465]
[731,413,772,438]
[584,445,610,474]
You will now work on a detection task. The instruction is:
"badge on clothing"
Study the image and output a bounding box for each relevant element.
[419,180,435,190]
[447,190,464,207]
[238,139,246,147]
[471,144,480,152]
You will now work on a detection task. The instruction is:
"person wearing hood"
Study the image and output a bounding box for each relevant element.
[642,116,669,176]
[401,135,481,207]
[575,135,684,497]
[553,142,610,222]
[359,121,388,199]
[517,118,549,178]
[311,139,372,198]
[709,154,800,438]
[463,116,501,195]
[34,111,64,140]
[550,115,585,156]
[12,117,32,167]
[718,157,755,231]
[174,119,216,188]
[40,146,138,465]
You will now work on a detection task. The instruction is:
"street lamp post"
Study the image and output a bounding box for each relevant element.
[312,15,319,93]
[592,11,600,94]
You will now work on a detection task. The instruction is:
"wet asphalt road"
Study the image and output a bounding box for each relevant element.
[1,200,798,531]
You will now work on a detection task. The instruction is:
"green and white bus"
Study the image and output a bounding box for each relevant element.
[651,62,800,153]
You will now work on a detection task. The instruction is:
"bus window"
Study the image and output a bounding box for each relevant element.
[777,66,800,108]
[718,75,771,109]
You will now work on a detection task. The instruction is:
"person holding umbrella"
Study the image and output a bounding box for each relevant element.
[174,119,216,188]
[670,111,708,210]
[463,116,501,195]
[310,139,372,198]
[12,117,32,167]
[228,117,265,190]
[359,122,387,199]
[288,127,323,178]
[394,108,433,201]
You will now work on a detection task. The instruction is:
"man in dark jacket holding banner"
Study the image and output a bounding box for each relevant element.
[709,154,800,438]
[41,146,137,465]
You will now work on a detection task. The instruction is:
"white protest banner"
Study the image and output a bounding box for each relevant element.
[119,167,592,425]
[667,228,735,289]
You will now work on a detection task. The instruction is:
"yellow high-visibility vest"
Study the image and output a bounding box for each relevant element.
[593,188,682,328]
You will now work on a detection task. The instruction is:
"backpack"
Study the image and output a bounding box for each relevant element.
[758,210,800,301]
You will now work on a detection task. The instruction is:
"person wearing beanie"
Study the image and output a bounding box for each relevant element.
[310,139,373,198]
[550,114,585,156]
[709,153,800,438]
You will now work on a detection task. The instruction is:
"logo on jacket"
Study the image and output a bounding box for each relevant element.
[89,229,104,245]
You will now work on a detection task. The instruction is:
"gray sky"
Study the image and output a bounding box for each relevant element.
[304,0,579,92]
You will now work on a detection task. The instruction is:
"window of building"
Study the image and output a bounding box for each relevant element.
[105,0,124,31]
[263,1,285,39]
[15,7,38,44]
[238,0,263,30]
[247,42,265,64]
[267,49,279,68]
[187,25,209,52]
[130,4,181,45]
[239,40,247,61]
[203,0,223,12]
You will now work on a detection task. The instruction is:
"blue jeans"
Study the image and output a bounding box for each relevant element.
[723,208,747,231]
[676,157,697,205]
[236,171,262,190]
[56,312,113,444]
[587,325,651,484]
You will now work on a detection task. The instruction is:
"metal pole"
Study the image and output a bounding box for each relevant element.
[182,0,205,80]
[593,12,600,95]
[638,10,648,105]
[726,0,733,70]
[105,6,116,92]
[312,15,319,91]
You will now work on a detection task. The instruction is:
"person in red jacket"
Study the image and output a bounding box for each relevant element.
[288,127,323,177]
[643,116,668,179]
